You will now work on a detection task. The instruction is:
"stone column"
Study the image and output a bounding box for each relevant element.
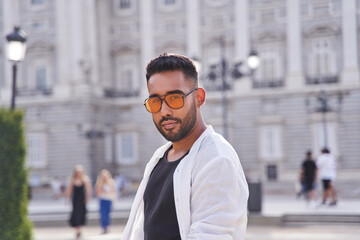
[54,0,72,98]
[286,0,304,89]
[186,0,201,58]
[234,0,251,92]
[140,0,155,96]
[96,0,111,95]
[341,0,359,85]
[80,0,99,96]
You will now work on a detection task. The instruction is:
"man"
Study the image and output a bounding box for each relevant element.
[299,151,317,203]
[316,148,337,206]
[122,53,249,239]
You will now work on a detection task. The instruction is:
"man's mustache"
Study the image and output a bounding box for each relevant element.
[160,116,182,124]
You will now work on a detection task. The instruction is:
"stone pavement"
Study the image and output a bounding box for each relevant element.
[29,180,360,239]
[34,224,360,240]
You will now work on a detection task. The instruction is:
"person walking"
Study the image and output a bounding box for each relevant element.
[66,165,92,239]
[299,151,317,204]
[122,53,249,239]
[317,148,337,206]
[95,169,116,234]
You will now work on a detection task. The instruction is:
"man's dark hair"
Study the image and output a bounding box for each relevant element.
[321,147,330,154]
[146,53,198,86]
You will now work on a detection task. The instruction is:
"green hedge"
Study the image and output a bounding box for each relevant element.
[0,108,33,240]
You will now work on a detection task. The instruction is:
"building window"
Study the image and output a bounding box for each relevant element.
[104,134,113,163]
[109,55,139,97]
[120,0,131,9]
[165,0,176,5]
[205,0,228,7]
[116,63,136,94]
[262,10,275,23]
[26,133,47,168]
[312,122,337,157]
[158,0,181,11]
[33,21,48,32]
[260,125,282,160]
[266,164,278,181]
[31,0,44,5]
[116,133,137,165]
[105,56,139,98]
[254,43,284,88]
[28,0,47,11]
[115,0,136,16]
[306,37,338,84]
[35,66,47,91]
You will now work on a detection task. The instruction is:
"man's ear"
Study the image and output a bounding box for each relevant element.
[196,87,206,106]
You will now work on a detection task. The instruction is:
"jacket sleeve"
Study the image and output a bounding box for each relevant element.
[187,156,249,240]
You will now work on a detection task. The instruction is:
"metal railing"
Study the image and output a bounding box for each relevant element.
[306,75,339,85]
[16,87,53,96]
[103,88,139,98]
[253,79,284,88]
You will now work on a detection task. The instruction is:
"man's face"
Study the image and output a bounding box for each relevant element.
[147,70,197,142]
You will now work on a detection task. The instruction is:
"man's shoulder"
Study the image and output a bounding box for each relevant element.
[197,132,238,161]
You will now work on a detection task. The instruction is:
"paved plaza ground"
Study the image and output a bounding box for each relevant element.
[30,180,360,239]
[33,223,360,240]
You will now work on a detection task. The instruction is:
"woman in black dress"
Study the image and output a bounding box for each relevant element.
[66,165,92,239]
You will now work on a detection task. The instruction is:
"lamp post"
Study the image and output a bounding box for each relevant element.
[6,26,27,110]
[207,37,259,140]
[306,90,345,149]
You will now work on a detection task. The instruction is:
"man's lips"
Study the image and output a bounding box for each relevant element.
[161,120,178,129]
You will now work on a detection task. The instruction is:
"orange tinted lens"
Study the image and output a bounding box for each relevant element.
[146,97,161,112]
[165,94,183,109]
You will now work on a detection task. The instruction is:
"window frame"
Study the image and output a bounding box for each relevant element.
[115,132,138,165]
[26,132,47,169]
[259,125,283,161]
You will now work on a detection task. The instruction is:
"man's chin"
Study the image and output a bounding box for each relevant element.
[161,131,181,142]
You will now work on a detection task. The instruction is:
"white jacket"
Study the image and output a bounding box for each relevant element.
[122,126,249,240]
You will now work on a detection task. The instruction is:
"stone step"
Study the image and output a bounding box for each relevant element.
[29,209,130,228]
[282,214,360,225]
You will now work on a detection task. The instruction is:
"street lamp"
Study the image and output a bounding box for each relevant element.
[6,26,27,110]
[305,90,345,149]
[206,37,259,140]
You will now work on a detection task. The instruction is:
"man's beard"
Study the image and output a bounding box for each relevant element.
[154,103,197,142]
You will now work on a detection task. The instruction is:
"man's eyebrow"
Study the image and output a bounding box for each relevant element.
[148,90,184,98]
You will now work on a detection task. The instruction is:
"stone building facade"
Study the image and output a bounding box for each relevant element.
[0,0,359,184]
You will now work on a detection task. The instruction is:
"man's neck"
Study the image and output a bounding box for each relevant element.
[167,121,207,162]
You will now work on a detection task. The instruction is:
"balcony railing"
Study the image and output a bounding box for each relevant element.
[103,88,139,98]
[253,79,284,89]
[16,87,53,96]
[306,75,339,85]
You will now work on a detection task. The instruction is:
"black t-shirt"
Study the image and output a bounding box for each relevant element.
[302,159,317,180]
[143,147,188,240]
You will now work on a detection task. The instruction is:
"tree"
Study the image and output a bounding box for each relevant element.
[0,108,33,240]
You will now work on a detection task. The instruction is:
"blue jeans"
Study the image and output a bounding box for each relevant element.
[99,199,112,229]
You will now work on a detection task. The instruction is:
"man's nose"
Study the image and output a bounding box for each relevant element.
[159,99,172,115]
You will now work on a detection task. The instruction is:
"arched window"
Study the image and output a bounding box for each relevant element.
[254,42,284,88]
[308,37,337,78]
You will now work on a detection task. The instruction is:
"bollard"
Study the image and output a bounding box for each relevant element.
[248,181,262,213]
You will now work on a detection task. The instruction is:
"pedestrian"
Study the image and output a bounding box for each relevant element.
[115,174,130,198]
[122,53,249,239]
[95,169,116,234]
[299,151,317,204]
[51,176,62,200]
[66,165,92,239]
[316,148,338,206]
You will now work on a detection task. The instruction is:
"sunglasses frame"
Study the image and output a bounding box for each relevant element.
[144,88,198,113]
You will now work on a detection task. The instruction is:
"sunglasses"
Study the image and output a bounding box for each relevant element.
[144,88,198,113]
